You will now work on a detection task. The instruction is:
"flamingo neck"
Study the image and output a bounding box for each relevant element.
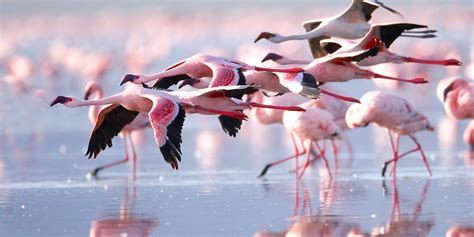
[75,94,123,107]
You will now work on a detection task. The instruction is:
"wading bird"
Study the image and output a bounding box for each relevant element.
[438,78,474,120]
[345,91,434,177]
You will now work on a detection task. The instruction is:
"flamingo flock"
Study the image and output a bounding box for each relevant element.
[47,0,471,180]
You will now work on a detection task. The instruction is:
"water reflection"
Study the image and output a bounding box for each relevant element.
[90,180,159,237]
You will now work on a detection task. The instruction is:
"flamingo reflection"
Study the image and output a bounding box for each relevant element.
[90,181,159,237]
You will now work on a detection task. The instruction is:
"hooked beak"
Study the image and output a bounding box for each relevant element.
[120,74,139,86]
[254,32,275,43]
[261,53,283,63]
[50,96,72,107]
[442,82,455,102]
[178,78,202,89]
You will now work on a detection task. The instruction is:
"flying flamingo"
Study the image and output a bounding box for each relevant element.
[83,81,150,177]
[254,0,402,58]
[119,54,304,91]
[261,51,428,85]
[258,101,343,180]
[345,91,434,177]
[179,71,360,103]
[438,78,474,120]
[318,23,461,67]
[51,84,304,169]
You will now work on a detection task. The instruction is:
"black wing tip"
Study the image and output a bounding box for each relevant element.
[152,74,191,90]
[160,104,186,169]
[218,115,243,137]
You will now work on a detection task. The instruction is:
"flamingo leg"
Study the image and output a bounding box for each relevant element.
[129,133,138,180]
[402,56,462,66]
[389,134,400,177]
[185,103,248,120]
[371,72,428,84]
[258,133,305,178]
[315,142,332,179]
[331,140,339,170]
[344,136,354,167]
[88,134,130,178]
[382,130,398,177]
[298,142,313,179]
[409,134,432,176]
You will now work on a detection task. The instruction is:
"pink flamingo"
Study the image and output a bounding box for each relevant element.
[438,78,474,120]
[319,23,461,67]
[254,0,402,58]
[83,81,150,177]
[464,121,474,153]
[261,51,429,85]
[345,91,434,177]
[51,84,304,169]
[119,54,304,90]
[259,101,343,180]
[180,71,360,103]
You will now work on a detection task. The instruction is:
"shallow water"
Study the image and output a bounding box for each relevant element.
[1,0,474,236]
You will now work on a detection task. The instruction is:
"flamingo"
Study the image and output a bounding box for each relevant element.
[261,51,428,85]
[179,71,361,103]
[258,100,343,180]
[318,23,461,67]
[83,81,150,177]
[345,91,434,177]
[119,54,304,91]
[464,121,474,153]
[51,84,304,169]
[438,78,474,120]
[254,0,402,58]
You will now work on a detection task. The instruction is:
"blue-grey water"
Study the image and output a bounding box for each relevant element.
[1,0,473,236]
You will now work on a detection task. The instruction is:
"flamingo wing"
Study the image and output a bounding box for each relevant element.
[378,23,428,48]
[86,104,139,159]
[193,85,258,99]
[302,20,329,59]
[277,73,320,99]
[151,74,192,89]
[148,97,186,170]
[205,62,246,88]
[326,47,380,63]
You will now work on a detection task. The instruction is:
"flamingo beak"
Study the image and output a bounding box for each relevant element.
[120,74,139,86]
[178,78,202,89]
[254,32,275,43]
[442,82,455,102]
[50,96,72,107]
[261,53,283,63]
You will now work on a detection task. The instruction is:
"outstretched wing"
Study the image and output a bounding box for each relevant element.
[205,62,246,88]
[147,97,186,170]
[86,104,139,159]
[302,20,329,59]
[151,74,192,89]
[325,47,380,63]
[376,23,428,48]
[193,85,258,98]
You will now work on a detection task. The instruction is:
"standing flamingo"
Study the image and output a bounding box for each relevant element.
[438,78,474,120]
[261,51,428,85]
[345,91,434,177]
[51,84,304,169]
[254,0,402,58]
[258,100,343,180]
[83,81,150,177]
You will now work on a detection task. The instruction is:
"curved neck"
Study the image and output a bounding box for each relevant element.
[73,93,124,107]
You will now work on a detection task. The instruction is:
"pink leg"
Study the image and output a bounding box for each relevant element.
[258,133,306,178]
[331,140,339,170]
[243,102,305,112]
[382,131,398,177]
[315,142,332,179]
[371,72,428,84]
[409,134,432,176]
[402,56,462,66]
[187,104,248,120]
[389,134,400,177]
[344,137,354,167]
[129,133,138,181]
[320,89,360,103]
[298,142,313,179]
[89,134,130,178]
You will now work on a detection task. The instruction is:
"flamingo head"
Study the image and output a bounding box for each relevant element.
[120,74,140,85]
[441,78,468,102]
[254,32,281,43]
[178,78,203,89]
[50,96,73,107]
[261,53,283,63]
